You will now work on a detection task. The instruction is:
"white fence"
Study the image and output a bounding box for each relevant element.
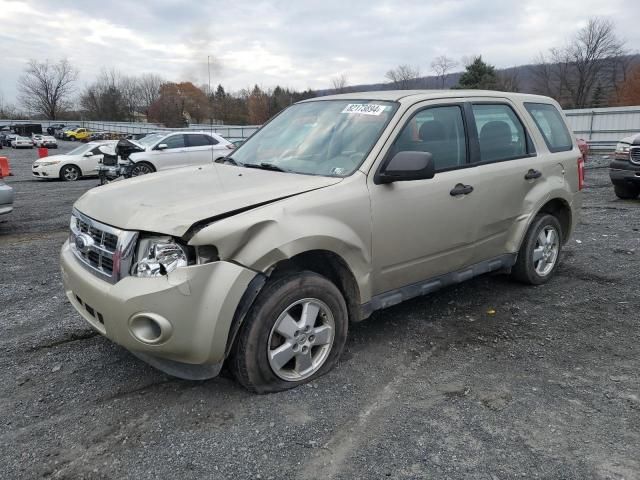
[1,119,260,142]
[3,104,639,148]
[564,105,640,151]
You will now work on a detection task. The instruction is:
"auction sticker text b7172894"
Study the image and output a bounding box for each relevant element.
[341,104,389,116]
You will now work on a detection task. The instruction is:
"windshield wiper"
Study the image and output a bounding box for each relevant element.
[243,162,287,172]
[215,156,244,166]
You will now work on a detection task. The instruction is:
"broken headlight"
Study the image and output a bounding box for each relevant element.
[133,237,189,277]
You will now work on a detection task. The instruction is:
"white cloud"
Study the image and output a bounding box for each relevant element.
[0,0,638,104]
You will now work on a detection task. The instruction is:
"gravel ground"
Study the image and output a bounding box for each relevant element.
[0,143,638,480]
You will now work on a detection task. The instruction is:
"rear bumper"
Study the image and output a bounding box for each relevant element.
[60,240,256,370]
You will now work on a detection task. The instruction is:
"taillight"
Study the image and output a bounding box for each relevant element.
[577,157,585,191]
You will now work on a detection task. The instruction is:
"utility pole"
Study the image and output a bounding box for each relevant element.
[208,55,213,131]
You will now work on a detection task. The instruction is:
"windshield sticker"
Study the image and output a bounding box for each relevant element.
[341,104,389,116]
[331,167,346,175]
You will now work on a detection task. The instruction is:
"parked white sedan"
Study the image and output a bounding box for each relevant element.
[11,136,34,149]
[34,135,58,148]
[124,131,234,175]
[32,141,118,181]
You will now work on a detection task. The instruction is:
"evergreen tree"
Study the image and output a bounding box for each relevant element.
[456,56,498,90]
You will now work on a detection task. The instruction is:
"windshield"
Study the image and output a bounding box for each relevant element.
[137,133,165,147]
[231,100,398,176]
[67,144,93,156]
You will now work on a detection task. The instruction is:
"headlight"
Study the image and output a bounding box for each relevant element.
[38,160,61,166]
[134,237,189,277]
[615,143,630,154]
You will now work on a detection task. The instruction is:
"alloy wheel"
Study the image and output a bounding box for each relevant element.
[267,298,335,381]
[532,225,559,276]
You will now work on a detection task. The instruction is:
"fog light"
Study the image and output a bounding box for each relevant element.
[129,313,173,344]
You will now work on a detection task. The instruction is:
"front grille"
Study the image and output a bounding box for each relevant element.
[630,147,640,165]
[69,209,138,283]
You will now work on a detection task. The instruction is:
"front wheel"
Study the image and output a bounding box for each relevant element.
[511,214,562,285]
[613,183,640,200]
[60,164,81,182]
[130,162,154,176]
[230,271,348,393]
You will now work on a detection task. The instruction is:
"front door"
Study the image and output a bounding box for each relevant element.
[152,134,190,170]
[368,103,480,295]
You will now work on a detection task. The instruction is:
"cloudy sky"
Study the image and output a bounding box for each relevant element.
[1,0,638,104]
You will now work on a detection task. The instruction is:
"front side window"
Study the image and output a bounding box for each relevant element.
[231,100,398,176]
[472,104,531,162]
[524,102,573,152]
[391,105,467,171]
[161,134,186,149]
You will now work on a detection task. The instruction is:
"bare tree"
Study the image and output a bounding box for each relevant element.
[331,74,349,93]
[532,17,627,108]
[18,59,78,119]
[385,64,421,89]
[138,73,164,114]
[431,56,458,88]
[496,68,521,92]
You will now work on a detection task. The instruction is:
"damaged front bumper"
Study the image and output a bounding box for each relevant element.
[60,240,257,379]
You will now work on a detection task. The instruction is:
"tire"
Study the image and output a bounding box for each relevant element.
[511,213,562,285]
[230,271,348,393]
[130,162,155,176]
[60,164,81,182]
[613,183,640,200]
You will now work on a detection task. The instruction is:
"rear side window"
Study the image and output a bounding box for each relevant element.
[524,103,573,152]
[392,105,467,171]
[471,104,531,163]
[187,134,217,147]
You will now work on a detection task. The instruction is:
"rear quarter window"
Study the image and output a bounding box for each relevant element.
[524,103,573,153]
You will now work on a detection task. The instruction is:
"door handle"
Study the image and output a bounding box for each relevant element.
[525,169,542,180]
[450,183,474,196]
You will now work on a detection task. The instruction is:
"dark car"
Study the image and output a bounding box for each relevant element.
[47,123,65,135]
[610,133,640,199]
[1,134,17,147]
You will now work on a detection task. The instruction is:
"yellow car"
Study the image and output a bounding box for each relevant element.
[64,128,91,142]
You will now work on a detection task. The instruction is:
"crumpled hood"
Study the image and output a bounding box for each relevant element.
[74,163,342,237]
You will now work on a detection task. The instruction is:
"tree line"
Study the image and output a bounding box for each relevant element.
[2,16,639,125]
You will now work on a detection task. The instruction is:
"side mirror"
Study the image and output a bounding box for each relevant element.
[83,151,94,157]
[375,151,435,184]
[156,143,168,150]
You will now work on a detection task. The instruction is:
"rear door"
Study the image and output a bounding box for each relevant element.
[185,133,218,165]
[462,100,554,262]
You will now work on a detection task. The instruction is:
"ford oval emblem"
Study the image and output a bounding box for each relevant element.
[74,233,94,253]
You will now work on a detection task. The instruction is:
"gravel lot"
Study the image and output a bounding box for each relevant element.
[0,142,638,480]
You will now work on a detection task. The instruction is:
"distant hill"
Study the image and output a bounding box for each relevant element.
[316,55,640,104]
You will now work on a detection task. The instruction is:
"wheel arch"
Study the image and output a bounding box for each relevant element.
[224,248,362,360]
[536,197,572,244]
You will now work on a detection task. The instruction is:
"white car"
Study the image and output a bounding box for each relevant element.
[11,136,34,149]
[34,135,58,148]
[32,141,118,181]
[124,131,234,175]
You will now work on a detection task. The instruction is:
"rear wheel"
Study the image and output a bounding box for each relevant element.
[60,164,81,182]
[613,183,640,200]
[512,214,562,285]
[230,271,348,393]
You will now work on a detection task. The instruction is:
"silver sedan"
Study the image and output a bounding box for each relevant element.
[0,179,14,215]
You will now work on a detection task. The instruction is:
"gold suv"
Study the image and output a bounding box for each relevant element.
[60,90,583,392]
